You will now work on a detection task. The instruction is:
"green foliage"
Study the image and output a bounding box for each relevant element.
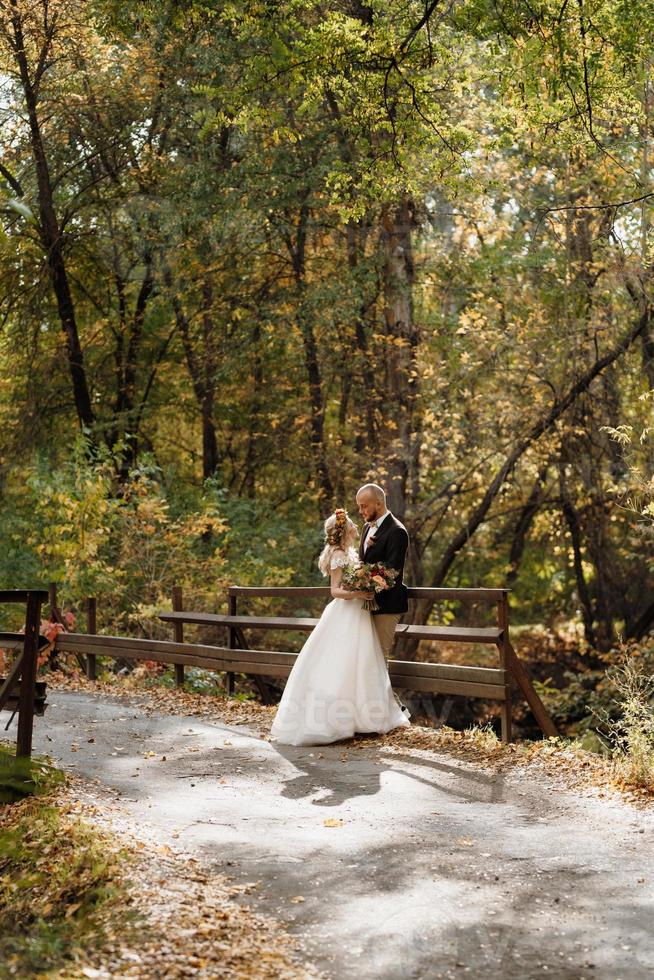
[592,649,654,789]
[0,441,321,634]
[0,787,135,977]
[0,745,65,804]
[1,0,654,715]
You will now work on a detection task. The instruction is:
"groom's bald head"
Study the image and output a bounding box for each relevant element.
[356,483,386,522]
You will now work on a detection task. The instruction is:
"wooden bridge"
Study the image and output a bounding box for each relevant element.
[2,585,557,758]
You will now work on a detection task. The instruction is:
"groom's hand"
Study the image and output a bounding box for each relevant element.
[385,526,409,571]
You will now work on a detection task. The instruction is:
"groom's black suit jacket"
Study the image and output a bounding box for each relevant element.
[359,512,409,616]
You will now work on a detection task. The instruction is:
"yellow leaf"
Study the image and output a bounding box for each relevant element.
[323,818,344,828]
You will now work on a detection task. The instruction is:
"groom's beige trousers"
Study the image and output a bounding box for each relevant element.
[373,613,401,662]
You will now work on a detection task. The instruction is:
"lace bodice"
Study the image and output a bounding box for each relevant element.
[330,547,358,570]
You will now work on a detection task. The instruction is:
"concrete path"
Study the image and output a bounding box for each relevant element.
[26,690,654,979]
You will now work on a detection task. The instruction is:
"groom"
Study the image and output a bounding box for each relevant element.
[356,483,409,664]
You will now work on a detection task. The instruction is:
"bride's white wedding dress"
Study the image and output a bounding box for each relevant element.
[270,549,411,746]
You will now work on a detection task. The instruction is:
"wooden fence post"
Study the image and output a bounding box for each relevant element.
[86,597,97,681]
[16,591,43,759]
[497,592,513,744]
[50,581,87,672]
[48,582,60,622]
[226,592,236,695]
[172,586,184,688]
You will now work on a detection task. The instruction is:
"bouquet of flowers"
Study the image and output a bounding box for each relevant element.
[340,561,399,611]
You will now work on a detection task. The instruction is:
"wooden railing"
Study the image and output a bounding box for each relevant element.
[0,590,49,758]
[54,585,558,744]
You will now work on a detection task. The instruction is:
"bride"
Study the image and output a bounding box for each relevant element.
[270,508,411,746]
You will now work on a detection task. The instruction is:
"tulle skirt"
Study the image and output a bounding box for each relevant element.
[270,597,410,746]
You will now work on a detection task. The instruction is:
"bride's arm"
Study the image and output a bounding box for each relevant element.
[330,565,374,601]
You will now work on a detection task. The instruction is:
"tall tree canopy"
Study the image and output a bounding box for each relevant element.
[1,0,653,650]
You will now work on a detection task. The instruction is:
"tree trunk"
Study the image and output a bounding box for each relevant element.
[506,463,550,588]
[166,269,220,482]
[286,201,334,509]
[200,279,219,480]
[346,218,380,452]
[115,258,155,474]
[558,458,597,648]
[7,2,95,433]
[378,194,421,522]
[243,319,263,497]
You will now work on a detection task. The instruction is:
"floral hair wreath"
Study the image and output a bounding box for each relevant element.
[326,508,350,546]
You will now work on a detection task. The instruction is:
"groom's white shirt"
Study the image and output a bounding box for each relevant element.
[364,509,390,551]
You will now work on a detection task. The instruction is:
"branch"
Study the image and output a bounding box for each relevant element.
[431,305,651,587]
[134,324,177,433]
[399,0,443,54]
[0,160,24,197]
[538,191,654,215]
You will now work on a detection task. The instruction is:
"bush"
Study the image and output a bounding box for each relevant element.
[592,651,654,791]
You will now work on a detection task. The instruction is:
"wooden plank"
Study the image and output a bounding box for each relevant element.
[61,637,505,684]
[389,672,507,700]
[57,634,507,696]
[225,586,509,601]
[172,586,184,688]
[396,624,502,643]
[86,597,97,681]
[407,588,509,600]
[56,633,509,695]
[58,635,505,683]
[0,632,49,651]
[497,595,512,743]
[228,587,330,598]
[226,594,236,696]
[57,638,293,677]
[56,635,298,670]
[158,613,501,644]
[506,643,558,738]
[59,635,251,662]
[0,632,28,644]
[159,612,321,631]
[388,660,506,685]
[0,590,49,604]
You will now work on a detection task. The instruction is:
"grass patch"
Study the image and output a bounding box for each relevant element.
[0,743,65,804]
[592,652,654,793]
[0,752,137,978]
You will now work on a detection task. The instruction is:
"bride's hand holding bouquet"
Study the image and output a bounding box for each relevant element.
[340,561,399,611]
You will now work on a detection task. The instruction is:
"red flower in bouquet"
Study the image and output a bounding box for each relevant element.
[340,561,398,611]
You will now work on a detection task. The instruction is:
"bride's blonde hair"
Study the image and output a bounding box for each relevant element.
[317,508,358,577]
